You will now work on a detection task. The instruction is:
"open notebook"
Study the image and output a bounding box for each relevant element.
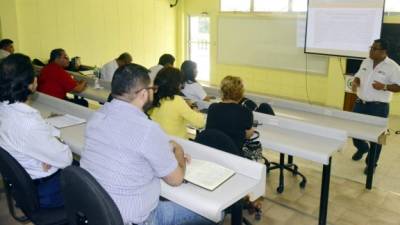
[45,114,86,129]
[184,159,235,191]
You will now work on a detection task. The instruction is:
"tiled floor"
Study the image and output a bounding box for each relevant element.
[1,116,400,225]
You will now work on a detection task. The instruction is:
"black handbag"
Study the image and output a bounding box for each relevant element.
[242,131,263,161]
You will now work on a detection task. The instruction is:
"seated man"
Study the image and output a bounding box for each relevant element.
[37,48,87,106]
[0,38,14,60]
[100,52,132,82]
[149,53,175,82]
[0,53,73,208]
[81,63,213,225]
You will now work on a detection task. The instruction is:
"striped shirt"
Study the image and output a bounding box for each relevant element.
[0,102,72,179]
[81,99,177,224]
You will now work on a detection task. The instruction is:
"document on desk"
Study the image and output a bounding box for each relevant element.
[45,114,86,129]
[185,159,235,191]
[79,70,94,76]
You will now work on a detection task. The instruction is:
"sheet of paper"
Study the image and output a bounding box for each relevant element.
[45,114,86,129]
[185,159,235,191]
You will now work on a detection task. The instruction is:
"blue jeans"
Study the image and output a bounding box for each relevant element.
[139,201,215,225]
[34,170,64,208]
[352,99,389,166]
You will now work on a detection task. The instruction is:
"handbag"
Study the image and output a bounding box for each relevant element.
[242,131,263,161]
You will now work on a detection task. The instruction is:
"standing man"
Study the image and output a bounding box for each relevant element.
[100,52,132,82]
[149,53,175,82]
[38,48,88,106]
[81,63,213,225]
[0,39,15,60]
[351,39,400,174]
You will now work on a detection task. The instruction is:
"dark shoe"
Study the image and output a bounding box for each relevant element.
[352,150,367,161]
[364,166,376,175]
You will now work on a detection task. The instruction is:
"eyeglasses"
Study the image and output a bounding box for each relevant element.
[135,86,158,94]
[370,46,384,51]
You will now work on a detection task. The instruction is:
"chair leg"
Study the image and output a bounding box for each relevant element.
[266,154,308,193]
[4,183,29,222]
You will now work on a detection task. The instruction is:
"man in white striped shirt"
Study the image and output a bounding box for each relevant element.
[0,53,73,208]
[81,63,213,225]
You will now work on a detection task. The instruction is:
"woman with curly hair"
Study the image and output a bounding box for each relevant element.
[206,75,254,151]
[148,67,205,138]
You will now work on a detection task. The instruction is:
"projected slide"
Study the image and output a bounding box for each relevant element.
[305,0,385,58]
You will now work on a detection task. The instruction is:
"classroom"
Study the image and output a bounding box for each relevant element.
[0,0,400,225]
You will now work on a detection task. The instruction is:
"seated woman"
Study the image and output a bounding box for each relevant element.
[180,60,213,102]
[148,67,205,139]
[0,54,73,208]
[206,76,254,152]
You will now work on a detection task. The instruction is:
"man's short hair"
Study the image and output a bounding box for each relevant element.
[158,54,175,66]
[117,52,132,63]
[111,63,150,99]
[374,39,389,51]
[0,39,13,49]
[49,48,65,63]
[0,53,35,103]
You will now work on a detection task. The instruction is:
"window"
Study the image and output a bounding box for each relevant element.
[385,0,400,12]
[220,0,251,12]
[188,16,210,81]
[291,0,308,12]
[254,0,289,12]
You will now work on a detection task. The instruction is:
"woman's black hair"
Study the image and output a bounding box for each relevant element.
[0,53,35,103]
[181,60,197,83]
[152,67,184,108]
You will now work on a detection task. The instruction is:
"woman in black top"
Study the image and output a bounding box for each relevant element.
[206,76,254,152]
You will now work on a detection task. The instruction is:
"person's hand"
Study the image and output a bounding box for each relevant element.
[351,79,360,92]
[170,140,185,167]
[372,81,385,90]
[184,153,191,164]
[41,163,52,172]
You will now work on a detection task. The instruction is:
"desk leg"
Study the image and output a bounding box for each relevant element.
[366,144,377,190]
[319,157,331,225]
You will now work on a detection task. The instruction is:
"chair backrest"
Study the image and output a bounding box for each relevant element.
[195,129,242,157]
[60,166,124,225]
[256,103,275,116]
[0,147,40,216]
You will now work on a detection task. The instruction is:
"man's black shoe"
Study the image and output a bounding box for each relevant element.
[364,166,376,175]
[352,150,367,161]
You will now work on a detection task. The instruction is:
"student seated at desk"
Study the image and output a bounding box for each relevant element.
[37,48,88,107]
[148,67,205,139]
[0,54,73,208]
[206,76,254,151]
[100,52,132,82]
[149,53,175,83]
[181,60,214,102]
[80,63,213,225]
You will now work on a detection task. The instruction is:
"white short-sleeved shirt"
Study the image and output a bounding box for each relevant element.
[0,102,73,179]
[181,81,207,102]
[100,59,118,82]
[355,57,400,103]
[148,64,163,83]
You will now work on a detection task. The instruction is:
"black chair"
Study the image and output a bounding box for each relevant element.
[60,165,124,225]
[256,102,307,193]
[195,129,253,225]
[32,58,46,66]
[0,147,68,225]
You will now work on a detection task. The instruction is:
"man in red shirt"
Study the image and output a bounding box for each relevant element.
[38,48,87,105]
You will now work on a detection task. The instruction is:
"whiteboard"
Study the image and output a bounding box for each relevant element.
[217,16,328,74]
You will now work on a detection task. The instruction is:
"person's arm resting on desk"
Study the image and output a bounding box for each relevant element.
[163,140,186,186]
[71,80,87,93]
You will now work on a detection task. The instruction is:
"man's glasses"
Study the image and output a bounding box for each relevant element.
[135,86,158,94]
[370,46,384,51]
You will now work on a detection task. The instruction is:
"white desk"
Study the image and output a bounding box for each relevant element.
[30,93,266,223]
[202,85,387,189]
